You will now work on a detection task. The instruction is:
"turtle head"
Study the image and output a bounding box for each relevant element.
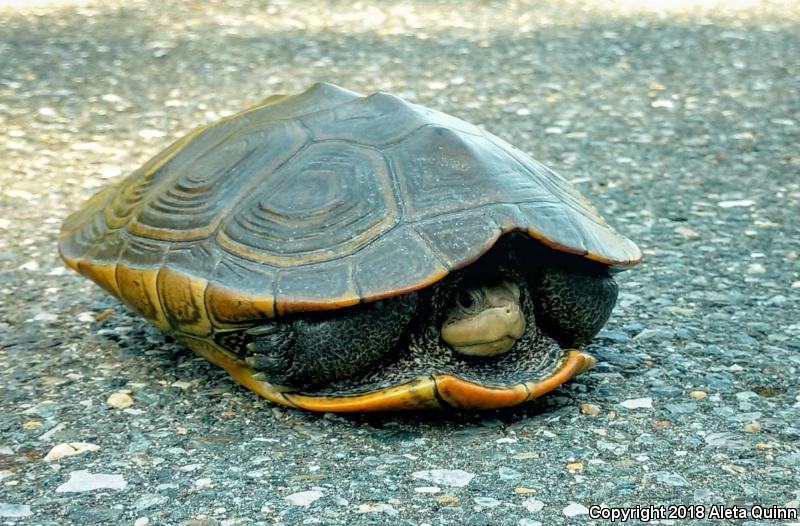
[440,278,526,356]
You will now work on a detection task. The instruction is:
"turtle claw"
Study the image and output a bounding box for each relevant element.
[246,324,281,336]
[244,323,301,385]
[248,371,292,393]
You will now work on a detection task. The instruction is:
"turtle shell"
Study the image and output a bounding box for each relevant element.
[60,83,640,328]
[60,83,641,411]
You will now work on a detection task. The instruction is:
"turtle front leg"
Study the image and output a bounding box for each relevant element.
[530,268,618,347]
[244,293,418,388]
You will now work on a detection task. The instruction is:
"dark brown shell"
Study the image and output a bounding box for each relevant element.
[59,82,641,321]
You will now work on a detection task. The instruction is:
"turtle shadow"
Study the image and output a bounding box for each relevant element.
[90,306,577,429]
[90,300,624,432]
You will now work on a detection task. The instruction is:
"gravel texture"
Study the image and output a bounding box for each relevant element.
[1,1,799,525]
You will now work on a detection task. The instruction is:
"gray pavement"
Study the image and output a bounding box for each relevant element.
[1,1,799,525]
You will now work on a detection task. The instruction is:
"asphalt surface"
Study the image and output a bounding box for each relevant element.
[1,1,799,525]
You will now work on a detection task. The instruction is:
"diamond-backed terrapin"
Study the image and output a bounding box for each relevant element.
[59,83,641,411]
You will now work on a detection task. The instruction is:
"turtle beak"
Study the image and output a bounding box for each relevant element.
[441,280,526,357]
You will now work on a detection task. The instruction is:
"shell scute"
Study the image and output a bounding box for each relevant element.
[130,121,310,242]
[354,228,449,301]
[59,83,640,318]
[389,125,557,221]
[217,141,398,265]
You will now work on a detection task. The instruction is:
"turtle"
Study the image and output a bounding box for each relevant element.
[59,82,641,412]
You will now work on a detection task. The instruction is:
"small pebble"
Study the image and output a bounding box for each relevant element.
[77,312,97,323]
[620,397,653,409]
[744,421,761,433]
[434,494,458,506]
[473,497,502,508]
[688,390,707,400]
[56,470,127,493]
[693,488,713,502]
[579,403,601,416]
[0,504,32,518]
[514,487,537,494]
[412,469,474,487]
[521,498,544,513]
[647,471,689,487]
[138,129,165,139]
[106,392,133,409]
[674,226,700,239]
[355,503,398,515]
[19,260,39,271]
[93,307,112,320]
[134,518,149,526]
[566,462,583,472]
[666,402,697,415]
[98,166,122,178]
[498,467,522,480]
[721,464,746,475]
[414,486,440,494]
[285,490,323,506]
[194,478,212,488]
[633,327,674,341]
[705,432,749,449]
[133,494,167,511]
[651,99,674,109]
[563,502,589,517]
[717,199,755,208]
[44,442,100,462]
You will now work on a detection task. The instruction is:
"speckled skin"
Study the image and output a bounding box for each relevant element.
[248,294,418,386]
[245,238,616,390]
[532,268,618,347]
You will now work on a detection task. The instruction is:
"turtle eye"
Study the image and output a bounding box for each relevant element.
[456,289,483,313]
